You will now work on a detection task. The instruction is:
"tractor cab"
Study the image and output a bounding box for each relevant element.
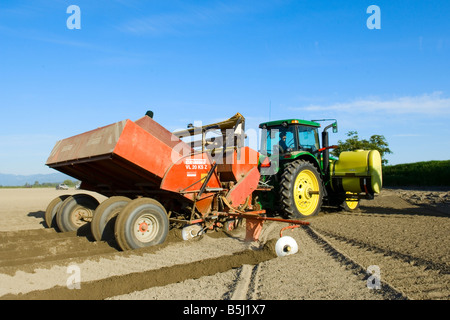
[258,119,324,177]
[259,119,321,156]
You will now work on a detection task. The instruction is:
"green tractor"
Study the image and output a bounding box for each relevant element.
[256,118,383,218]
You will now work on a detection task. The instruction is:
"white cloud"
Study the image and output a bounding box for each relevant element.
[392,133,423,137]
[298,92,450,115]
[117,2,252,36]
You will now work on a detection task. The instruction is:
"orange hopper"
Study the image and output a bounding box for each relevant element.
[46,112,260,215]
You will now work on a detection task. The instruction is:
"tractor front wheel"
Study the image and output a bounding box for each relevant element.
[279,160,323,219]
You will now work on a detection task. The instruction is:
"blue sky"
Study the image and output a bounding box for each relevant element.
[0,0,449,175]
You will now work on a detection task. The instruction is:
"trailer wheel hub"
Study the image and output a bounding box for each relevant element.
[134,214,159,243]
[138,222,149,233]
[71,207,91,226]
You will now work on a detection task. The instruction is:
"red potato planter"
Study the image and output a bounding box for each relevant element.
[45,112,311,254]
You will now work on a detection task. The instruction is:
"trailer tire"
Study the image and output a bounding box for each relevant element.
[91,196,131,242]
[114,198,169,251]
[56,194,99,232]
[279,160,323,219]
[44,195,70,230]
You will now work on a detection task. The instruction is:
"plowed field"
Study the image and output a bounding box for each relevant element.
[0,187,448,301]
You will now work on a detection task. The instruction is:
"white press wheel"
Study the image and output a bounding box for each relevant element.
[275,236,299,257]
[181,224,204,241]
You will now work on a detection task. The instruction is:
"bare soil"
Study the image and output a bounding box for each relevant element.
[0,187,448,301]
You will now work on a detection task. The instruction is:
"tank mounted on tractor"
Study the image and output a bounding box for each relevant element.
[44,111,382,256]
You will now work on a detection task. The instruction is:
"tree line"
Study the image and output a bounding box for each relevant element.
[1,180,80,188]
[331,131,392,165]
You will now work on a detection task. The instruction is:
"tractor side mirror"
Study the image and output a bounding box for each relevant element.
[332,122,338,133]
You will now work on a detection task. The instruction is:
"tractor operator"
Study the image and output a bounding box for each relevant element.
[279,132,288,153]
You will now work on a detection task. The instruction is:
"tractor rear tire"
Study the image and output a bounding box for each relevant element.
[45,195,70,230]
[114,198,169,251]
[56,194,99,232]
[279,160,323,219]
[91,196,131,242]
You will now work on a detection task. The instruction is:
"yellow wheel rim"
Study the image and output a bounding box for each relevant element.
[293,169,320,216]
[345,192,359,210]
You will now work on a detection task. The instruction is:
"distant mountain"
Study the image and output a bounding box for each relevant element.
[0,172,77,187]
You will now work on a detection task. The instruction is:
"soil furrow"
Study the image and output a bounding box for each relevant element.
[1,241,277,300]
[314,228,450,274]
[309,227,450,300]
[302,226,406,300]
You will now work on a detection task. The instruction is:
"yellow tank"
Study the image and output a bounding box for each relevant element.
[329,150,382,195]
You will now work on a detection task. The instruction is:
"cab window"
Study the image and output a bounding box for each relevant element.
[298,126,319,152]
[265,125,296,154]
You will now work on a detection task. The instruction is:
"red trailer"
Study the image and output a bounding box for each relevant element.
[45,112,307,255]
